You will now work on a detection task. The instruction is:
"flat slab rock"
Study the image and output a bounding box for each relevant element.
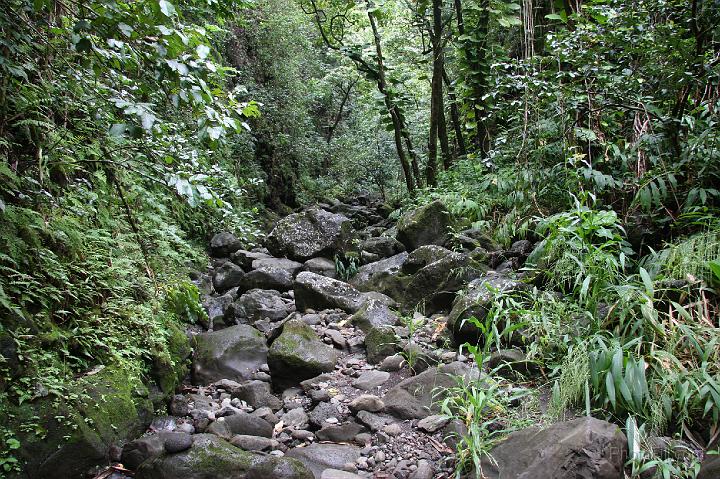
[191,325,268,385]
[480,417,627,479]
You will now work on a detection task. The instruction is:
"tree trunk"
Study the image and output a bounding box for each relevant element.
[442,67,467,157]
[367,1,416,192]
[426,0,445,186]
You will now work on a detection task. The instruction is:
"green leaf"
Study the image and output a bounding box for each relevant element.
[605,372,616,409]
[639,267,654,296]
[159,0,176,17]
[197,44,210,59]
[545,13,566,22]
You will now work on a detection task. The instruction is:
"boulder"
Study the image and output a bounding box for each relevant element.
[699,455,720,479]
[316,422,365,442]
[486,349,538,379]
[230,434,279,452]
[304,257,338,279]
[252,257,304,276]
[359,237,405,258]
[213,262,245,293]
[396,200,452,251]
[10,365,152,479]
[286,443,361,479]
[308,401,346,429]
[231,249,272,269]
[192,325,268,385]
[267,208,354,261]
[480,417,627,479]
[231,289,293,323]
[294,272,365,314]
[231,380,282,410]
[351,253,408,301]
[136,434,313,479]
[352,370,390,391]
[268,319,338,389]
[447,274,527,345]
[210,232,243,257]
[349,300,398,332]
[207,412,273,439]
[202,291,235,329]
[364,327,398,364]
[384,362,477,419]
[401,245,453,274]
[404,251,486,313]
[240,267,293,292]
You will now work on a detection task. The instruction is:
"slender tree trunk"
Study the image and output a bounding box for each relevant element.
[426,0,445,186]
[442,67,467,157]
[367,1,416,192]
[438,93,451,169]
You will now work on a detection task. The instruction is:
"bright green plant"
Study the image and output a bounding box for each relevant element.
[166,281,208,325]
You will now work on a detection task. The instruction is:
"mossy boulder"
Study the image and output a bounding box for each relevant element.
[8,365,152,478]
[351,253,409,303]
[294,271,366,313]
[136,433,313,479]
[267,207,354,262]
[151,323,191,396]
[364,327,398,364]
[396,200,453,251]
[268,319,338,389]
[350,300,399,333]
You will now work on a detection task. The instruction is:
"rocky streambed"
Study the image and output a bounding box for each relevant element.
[79,197,632,478]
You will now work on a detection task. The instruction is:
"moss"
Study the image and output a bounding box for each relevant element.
[151,323,191,395]
[365,327,399,364]
[6,363,152,478]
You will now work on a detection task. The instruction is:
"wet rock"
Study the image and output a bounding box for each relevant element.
[396,200,453,251]
[136,433,313,479]
[268,207,354,262]
[268,319,338,389]
[191,325,268,385]
[213,262,246,293]
[294,272,366,314]
[210,232,243,257]
[480,417,627,479]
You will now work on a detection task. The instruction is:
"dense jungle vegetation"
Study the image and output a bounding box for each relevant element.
[1,0,719,477]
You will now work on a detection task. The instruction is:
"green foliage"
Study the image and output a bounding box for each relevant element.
[334,253,359,281]
[166,281,208,325]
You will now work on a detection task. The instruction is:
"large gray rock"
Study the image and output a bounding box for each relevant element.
[384,362,477,419]
[480,417,627,479]
[396,200,453,251]
[210,232,243,257]
[699,456,720,479]
[231,289,293,323]
[231,249,272,270]
[231,380,282,410]
[401,245,454,274]
[294,272,365,313]
[192,325,268,385]
[447,274,527,345]
[213,262,245,293]
[268,208,354,261]
[287,443,362,479]
[207,412,273,439]
[349,300,398,332]
[252,257,304,276]
[359,236,405,258]
[136,434,313,479]
[351,253,408,301]
[202,291,235,329]
[404,251,486,313]
[304,257,338,279]
[364,327,398,364]
[240,267,293,292]
[268,319,338,389]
